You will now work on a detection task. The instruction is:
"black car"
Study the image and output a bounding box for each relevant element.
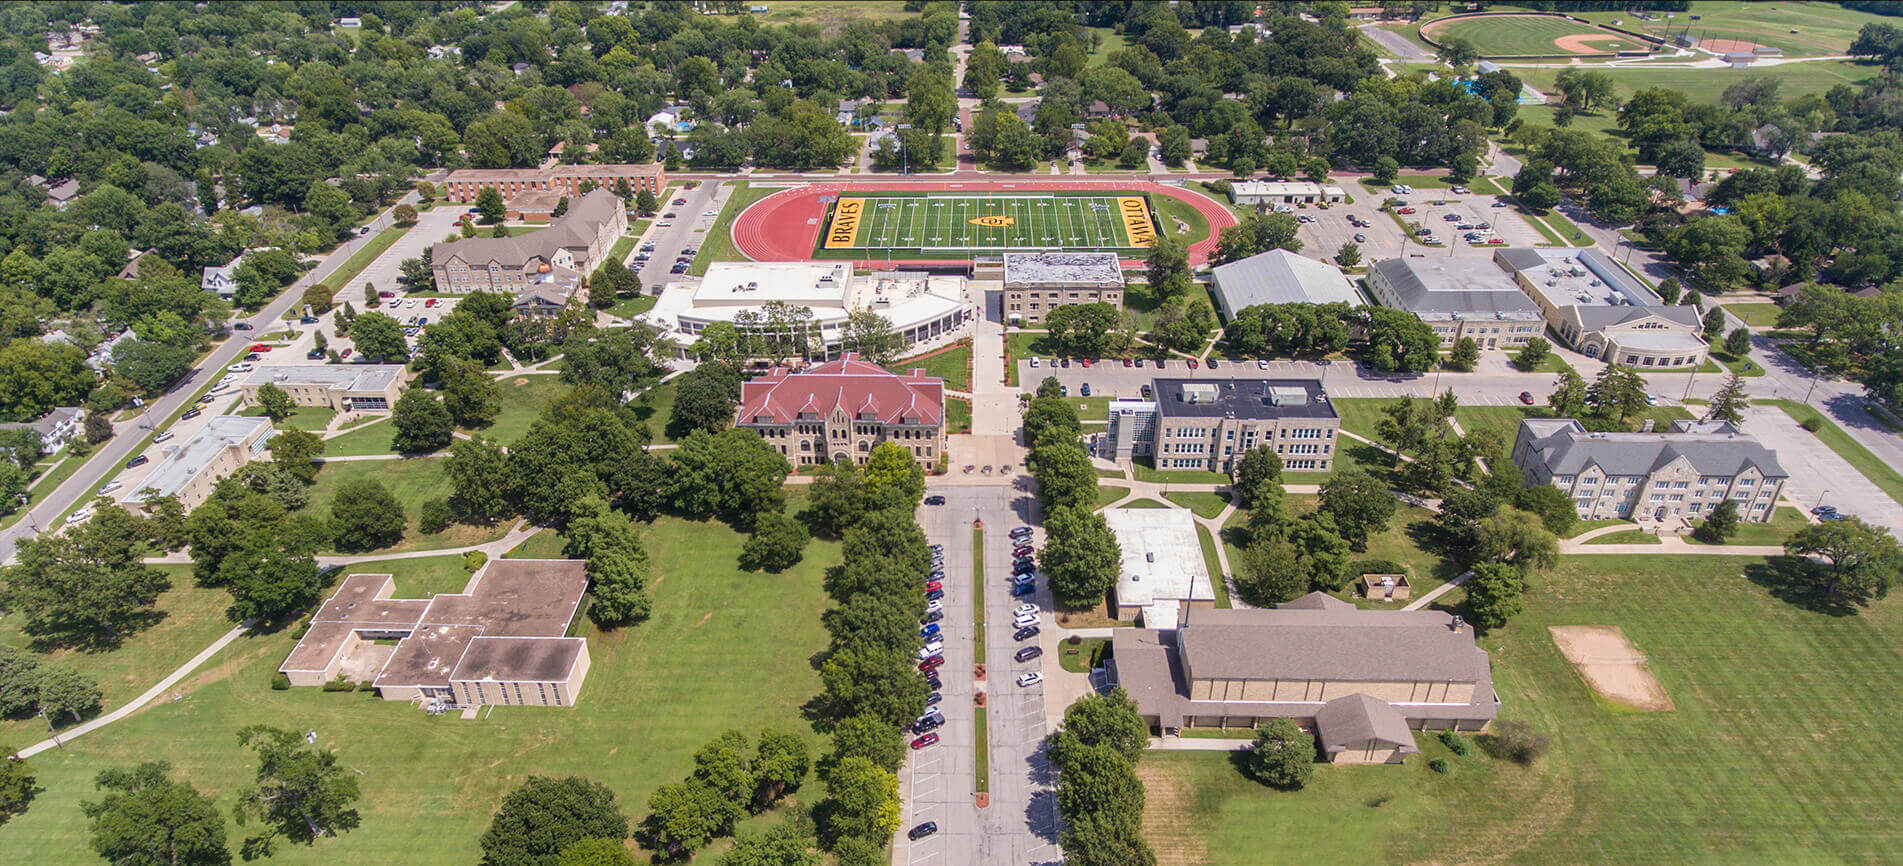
[1010,527,1033,539]
[923,495,946,505]
[1014,556,1035,567]
[1015,646,1043,663]
[921,610,943,624]
[1013,563,1036,576]
[926,691,941,706]
[181,409,202,420]
[245,353,261,361]
[126,455,149,468]
[924,589,944,601]
[1014,626,1039,641]
[914,716,943,733]
[929,571,946,581]
[232,321,252,330]
[909,822,938,841]
[923,674,942,690]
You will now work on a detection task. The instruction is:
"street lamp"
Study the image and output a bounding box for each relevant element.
[1804,366,1829,406]
[896,124,912,176]
[1816,488,1831,509]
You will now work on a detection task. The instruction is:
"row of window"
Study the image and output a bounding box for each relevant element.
[1619,354,1700,367]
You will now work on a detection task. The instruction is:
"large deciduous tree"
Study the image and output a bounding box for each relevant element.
[1317,470,1394,552]
[82,762,229,866]
[390,389,454,453]
[330,478,405,552]
[233,725,362,854]
[1784,517,1903,606]
[4,508,170,647]
[480,776,629,866]
[1242,718,1314,790]
[1042,505,1121,609]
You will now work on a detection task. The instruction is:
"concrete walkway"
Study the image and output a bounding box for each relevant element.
[1147,736,1251,751]
[16,619,255,759]
[1403,570,1473,612]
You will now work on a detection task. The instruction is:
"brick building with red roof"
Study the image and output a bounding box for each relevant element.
[736,354,944,469]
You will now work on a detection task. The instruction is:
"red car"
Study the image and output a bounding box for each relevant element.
[378,290,395,298]
[1187,358,1200,369]
[1080,358,1091,367]
[1397,207,1416,214]
[248,343,270,352]
[924,580,943,592]
[1122,357,1132,367]
[340,348,353,358]
[1519,391,1535,405]
[910,733,939,750]
[424,298,438,307]
[918,656,945,672]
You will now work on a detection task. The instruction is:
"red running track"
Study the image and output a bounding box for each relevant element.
[730,180,1239,268]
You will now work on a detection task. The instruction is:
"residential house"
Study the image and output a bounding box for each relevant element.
[0,407,85,452]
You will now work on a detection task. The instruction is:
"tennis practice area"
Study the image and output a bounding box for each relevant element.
[818,191,1160,255]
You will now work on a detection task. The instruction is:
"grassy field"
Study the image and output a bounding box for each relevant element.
[1194,523,1231,609]
[1096,485,1130,509]
[0,515,841,865]
[1724,303,1782,328]
[817,192,1157,256]
[1764,399,1903,506]
[629,380,679,444]
[1683,505,1808,547]
[316,418,399,456]
[324,226,406,296]
[694,181,777,275]
[1165,491,1230,520]
[896,340,973,392]
[1575,1,1893,57]
[1421,13,1645,56]
[1513,58,1879,104]
[945,397,971,434]
[707,0,912,26]
[296,457,509,555]
[1087,27,1128,66]
[1140,552,1903,863]
[474,375,569,445]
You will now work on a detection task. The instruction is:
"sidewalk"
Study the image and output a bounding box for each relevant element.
[16,620,253,759]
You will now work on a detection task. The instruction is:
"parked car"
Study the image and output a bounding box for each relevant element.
[923,495,946,505]
[925,599,943,613]
[1015,646,1043,663]
[1017,672,1043,687]
[1080,383,1091,396]
[378,290,396,298]
[664,212,678,219]
[126,455,149,468]
[1187,358,1199,369]
[1010,583,1036,597]
[1014,626,1039,641]
[1257,359,1270,370]
[298,316,319,324]
[1010,527,1034,540]
[248,343,270,352]
[1029,357,1039,368]
[917,640,943,658]
[1011,573,1035,587]
[98,481,122,495]
[1013,613,1038,629]
[909,822,938,841]
[1812,505,1838,516]
[1014,602,1039,617]
[921,609,943,625]
[1353,233,1367,243]
[913,716,943,733]
[425,298,438,307]
[152,431,174,443]
[920,623,940,638]
[1822,512,1850,521]
[924,588,944,601]
[232,321,253,330]
[1396,207,1416,214]
[1519,391,1535,405]
[910,733,938,749]
[340,348,353,358]
[1013,545,1034,557]
[917,656,944,672]
[66,509,92,525]
[1208,358,1220,369]
[673,198,688,205]
[923,673,942,690]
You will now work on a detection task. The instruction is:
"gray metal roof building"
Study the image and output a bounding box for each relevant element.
[1514,418,1787,480]
[1365,257,1543,320]
[1209,249,1363,318]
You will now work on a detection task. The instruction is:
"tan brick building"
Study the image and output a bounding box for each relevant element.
[1002,252,1125,326]
[1152,378,1340,473]
[431,188,626,295]
[443,164,665,203]
[735,355,944,469]
[240,365,409,413]
[1512,418,1788,526]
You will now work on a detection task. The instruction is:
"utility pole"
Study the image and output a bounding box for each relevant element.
[897,123,912,176]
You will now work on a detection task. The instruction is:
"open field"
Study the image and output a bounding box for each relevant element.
[896,340,973,392]
[474,375,569,445]
[295,458,509,554]
[1724,303,1783,328]
[1138,553,1903,863]
[817,191,1158,256]
[1512,59,1879,105]
[1422,14,1645,56]
[0,515,841,865]
[1574,1,1894,58]
[706,0,912,27]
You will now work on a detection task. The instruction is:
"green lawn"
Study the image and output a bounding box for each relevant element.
[317,418,400,457]
[1096,485,1130,509]
[1165,491,1230,520]
[1087,27,1127,66]
[1565,518,1633,539]
[1518,209,1570,247]
[629,380,679,444]
[1513,58,1880,105]
[1195,523,1231,609]
[1120,498,1171,509]
[1451,404,1694,443]
[1058,637,1108,674]
[237,404,336,433]
[896,341,973,392]
[1142,552,1903,862]
[1710,349,1766,377]
[472,375,570,445]
[945,397,971,434]
[609,294,658,320]
[1005,332,1061,387]
[503,528,569,560]
[324,226,407,296]
[0,515,841,865]
[1581,529,1661,545]
[296,458,509,555]
[1125,280,1217,332]
[1537,208,1593,247]
[1131,457,1230,485]
[1724,303,1782,328]
[1764,400,1903,506]
[1151,193,1214,247]
[1684,506,1808,547]
[1359,173,1463,191]
[694,182,776,275]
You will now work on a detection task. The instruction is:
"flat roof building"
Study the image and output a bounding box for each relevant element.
[1111,595,1498,762]
[1209,249,1363,319]
[1230,181,1347,207]
[1002,252,1126,326]
[240,364,408,414]
[123,416,274,512]
[643,263,973,358]
[1512,418,1787,527]
[1365,257,1544,349]
[1494,248,1707,369]
[1152,378,1339,474]
[1104,508,1216,623]
[443,164,665,203]
[280,559,592,709]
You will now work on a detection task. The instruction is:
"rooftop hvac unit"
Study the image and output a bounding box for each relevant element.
[1267,386,1308,407]
[1145,552,1155,563]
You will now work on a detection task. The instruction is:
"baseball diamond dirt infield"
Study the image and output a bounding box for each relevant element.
[1699,38,1771,54]
[731,180,1236,268]
[1550,625,1675,712]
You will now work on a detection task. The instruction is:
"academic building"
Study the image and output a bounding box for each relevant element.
[734,355,944,469]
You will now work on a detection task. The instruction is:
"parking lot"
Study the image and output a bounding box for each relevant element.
[1296,189,1546,260]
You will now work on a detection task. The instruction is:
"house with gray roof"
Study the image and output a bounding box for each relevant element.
[1110,594,1497,762]
[1495,248,1707,368]
[1365,257,1544,349]
[1209,249,1362,319]
[1511,418,1787,526]
[430,188,625,296]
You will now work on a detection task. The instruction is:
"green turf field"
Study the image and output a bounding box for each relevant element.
[1574,1,1894,58]
[1422,14,1646,56]
[818,191,1159,255]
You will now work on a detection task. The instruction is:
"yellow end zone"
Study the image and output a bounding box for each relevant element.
[825,198,866,249]
[1118,197,1157,247]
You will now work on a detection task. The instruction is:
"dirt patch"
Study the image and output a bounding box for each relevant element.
[1701,37,1768,54]
[1555,33,1633,54]
[1549,625,1674,711]
[512,377,529,386]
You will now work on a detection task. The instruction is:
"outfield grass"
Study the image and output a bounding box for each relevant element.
[896,340,973,392]
[1164,491,1230,520]
[1724,303,1782,328]
[1764,399,1903,506]
[817,191,1157,256]
[695,181,776,275]
[1142,552,1903,862]
[474,375,569,445]
[1513,59,1879,104]
[1421,13,1644,56]
[1574,1,1892,57]
[0,515,841,865]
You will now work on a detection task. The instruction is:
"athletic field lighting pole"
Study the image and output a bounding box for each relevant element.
[898,124,912,176]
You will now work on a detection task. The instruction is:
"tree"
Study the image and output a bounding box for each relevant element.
[34,665,102,724]
[742,511,811,572]
[1048,689,1149,765]
[1474,508,1560,574]
[642,781,728,860]
[84,413,113,445]
[1244,719,1314,790]
[1042,505,1121,608]
[475,186,506,223]
[838,310,900,366]
[1463,562,1525,630]
[1784,517,1903,606]
[818,642,928,728]
[480,776,629,866]
[1447,336,1480,371]
[1143,235,1192,300]
[82,762,229,866]
[557,838,637,866]
[267,427,325,483]
[1548,368,1588,419]
[1436,36,1478,69]
[1514,484,1577,537]
[667,429,791,528]
[635,189,658,215]
[751,727,810,808]
[1236,537,1306,606]
[1044,302,1133,359]
[392,204,418,227]
[829,714,907,774]
[222,545,324,624]
[1586,364,1648,425]
[441,357,503,428]
[1555,68,1615,111]
[1318,470,1395,552]
[0,747,32,825]
[1232,446,1283,509]
[567,498,653,627]
[671,362,743,438]
[1695,500,1740,544]
[818,757,899,847]
[1149,296,1217,354]
[233,725,362,853]
[1333,242,1361,269]
[718,822,819,866]
[862,441,925,506]
[1706,372,1749,425]
[1701,306,1727,342]
[1514,336,1552,372]
[348,311,408,362]
[3,514,170,647]
[390,390,454,453]
[448,436,514,524]
[0,340,92,420]
[331,479,405,552]
[1656,277,1682,306]
[1030,438,1097,513]
[364,282,381,309]
[111,340,197,396]
[1724,326,1751,357]
[254,383,296,423]
[0,646,39,716]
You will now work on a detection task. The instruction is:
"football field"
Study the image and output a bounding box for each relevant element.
[818,192,1159,255]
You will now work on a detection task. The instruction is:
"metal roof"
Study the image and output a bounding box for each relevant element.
[1518,418,1788,479]
[1210,249,1362,313]
[1369,257,1543,319]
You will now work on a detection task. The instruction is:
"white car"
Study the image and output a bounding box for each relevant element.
[1014,602,1039,617]
[1013,612,1038,629]
[1017,672,1043,688]
[97,480,122,495]
[152,431,175,443]
[406,298,418,308]
[1646,394,1661,406]
[925,599,943,614]
[388,300,402,309]
[918,640,944,659]
[703,210,718,216]
[1029,357,1039,368]
[1257,359,1268,370]
[228,362,253,373]
[66,509,92,525]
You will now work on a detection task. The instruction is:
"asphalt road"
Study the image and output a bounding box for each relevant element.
[0,197,414,564]
[629,180,726,285]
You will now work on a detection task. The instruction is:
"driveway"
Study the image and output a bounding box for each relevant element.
[632,181,726,284]
[1360,23,1437,62]
[1015,357,1565,405]
[1742,405,1899,535]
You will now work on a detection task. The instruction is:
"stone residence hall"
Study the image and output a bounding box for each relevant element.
[735,355,944,469]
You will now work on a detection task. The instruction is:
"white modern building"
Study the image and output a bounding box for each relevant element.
[1104,508,1217,624]
[642,262,974,358]
[1230,181,1347,207]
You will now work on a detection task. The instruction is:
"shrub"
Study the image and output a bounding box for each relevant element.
[1799,416,1823,432]
[321,676,354,692]
[1485,720,1551,765]
[463,550,488,573]
[1350,559,1407,577]
[419,498,453,534]
[1438,730,1470,755]
[1428,757,1450,774]
[357,681,378,692]
[270,673,291,690]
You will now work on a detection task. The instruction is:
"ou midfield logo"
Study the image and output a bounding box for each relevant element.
[969,215,1015,227]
